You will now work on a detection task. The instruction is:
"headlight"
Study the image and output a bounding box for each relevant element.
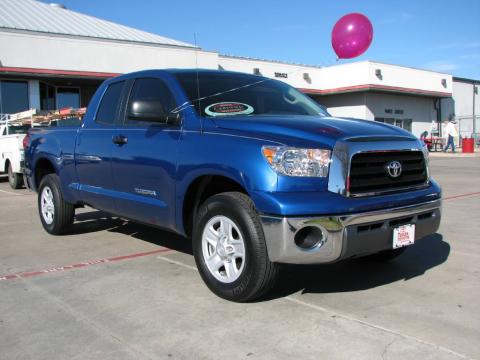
[422,144,430,179]
[262,146,331,177]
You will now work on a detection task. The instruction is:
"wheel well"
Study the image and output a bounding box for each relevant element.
[4,158,10,173]
[34,158,56,188]
[182,175,247,237]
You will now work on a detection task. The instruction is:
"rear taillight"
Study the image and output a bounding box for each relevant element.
[23,133,31,149]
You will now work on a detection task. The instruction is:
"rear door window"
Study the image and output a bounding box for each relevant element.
[95,81,125,125]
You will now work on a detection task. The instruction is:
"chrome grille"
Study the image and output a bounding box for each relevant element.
[348,150,428,196]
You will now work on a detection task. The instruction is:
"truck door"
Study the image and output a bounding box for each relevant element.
[75,80,126,213]
[110,77,181,231]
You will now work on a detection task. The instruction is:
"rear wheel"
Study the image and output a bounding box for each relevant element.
[193,192,279,302]
[38,174,75,235]
[8,163,23,189]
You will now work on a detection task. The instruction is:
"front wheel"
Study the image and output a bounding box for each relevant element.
[193,192,278,302]
[38,174,75,235]
[8,163,23,189]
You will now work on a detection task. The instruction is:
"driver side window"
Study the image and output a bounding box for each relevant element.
[125,78,176,126]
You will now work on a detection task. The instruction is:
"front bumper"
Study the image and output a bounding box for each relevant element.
[260,199,441,264]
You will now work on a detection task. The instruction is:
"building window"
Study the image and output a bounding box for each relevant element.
[375,117,412,132]
[40,82,56,110]
[0,80,29,114]
[402,119,412,132]
[57,87,80,109]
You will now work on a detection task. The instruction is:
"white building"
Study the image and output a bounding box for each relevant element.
[219,56,452,137]
[441,78,479,137]
[0,0,217,113]
[1,0,475,140]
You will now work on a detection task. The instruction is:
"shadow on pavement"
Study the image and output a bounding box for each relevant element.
[266,233,449,300]
[72,210,449,300]
[72,209,192,255]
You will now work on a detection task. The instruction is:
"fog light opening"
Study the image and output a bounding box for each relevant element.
[294,226,325,250]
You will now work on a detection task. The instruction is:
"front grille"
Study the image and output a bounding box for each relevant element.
[348,151,428,196]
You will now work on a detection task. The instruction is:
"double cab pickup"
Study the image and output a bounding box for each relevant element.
[25,69,442,301]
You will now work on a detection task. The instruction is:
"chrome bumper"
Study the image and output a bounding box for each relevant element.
[260,199,442,264]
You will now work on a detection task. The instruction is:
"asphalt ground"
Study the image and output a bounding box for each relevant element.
[0,155,479,360]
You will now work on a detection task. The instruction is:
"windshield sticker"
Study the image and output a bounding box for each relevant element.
[205,102,254,116]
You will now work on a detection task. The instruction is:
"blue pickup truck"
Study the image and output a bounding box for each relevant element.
[25,69,441,302]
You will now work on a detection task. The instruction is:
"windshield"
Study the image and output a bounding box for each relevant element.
[174,72,329,118]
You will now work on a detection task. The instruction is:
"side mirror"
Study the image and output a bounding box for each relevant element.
[128,100,181,125]
[127,100,168,123]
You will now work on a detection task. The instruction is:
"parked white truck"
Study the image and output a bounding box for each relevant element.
[0,113,31,189]
[0,127,27,189]
[1,109,84,189]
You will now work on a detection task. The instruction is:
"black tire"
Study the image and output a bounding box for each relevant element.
[8,163,23,189]
[365,247,407,261]
[38,174,75,235]
[193,192,279,302]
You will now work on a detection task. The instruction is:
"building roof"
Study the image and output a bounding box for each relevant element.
[0,0,196,48]
[220,54,323,69]
[453,76,480,84]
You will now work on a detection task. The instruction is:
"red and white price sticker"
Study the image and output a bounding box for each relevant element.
[393,224,415,249]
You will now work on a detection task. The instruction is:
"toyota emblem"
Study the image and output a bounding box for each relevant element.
[386,160,402,178]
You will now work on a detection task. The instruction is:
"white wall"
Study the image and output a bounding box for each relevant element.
[366,62,452,95]
[218,57,374,92]
[0,30,219,73]
[366,93,437,137]
[0,30,453,99]
[219,56,453,97]
[317,62,371,90]
[452,80,479,117]
[314,93,370,119]
[451,80,479,136]
[219,56,319,90]
[314,92,436,137]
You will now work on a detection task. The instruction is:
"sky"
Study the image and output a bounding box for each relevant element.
[52,0,480,79]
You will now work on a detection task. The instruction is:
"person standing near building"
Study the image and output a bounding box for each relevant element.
[443,118,458,153]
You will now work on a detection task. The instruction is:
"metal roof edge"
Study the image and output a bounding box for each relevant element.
[453,76,480,84]
[300,84,452,98]
[219,54,323,69]
[0,27,201,50]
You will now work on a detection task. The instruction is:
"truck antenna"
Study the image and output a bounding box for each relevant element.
[193,32,203,134]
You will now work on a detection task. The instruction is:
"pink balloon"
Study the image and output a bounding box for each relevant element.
[332,13,373,59]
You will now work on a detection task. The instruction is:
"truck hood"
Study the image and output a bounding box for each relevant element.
[211,115,416,148]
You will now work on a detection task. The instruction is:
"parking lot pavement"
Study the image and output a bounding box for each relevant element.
[0,156,479,360]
